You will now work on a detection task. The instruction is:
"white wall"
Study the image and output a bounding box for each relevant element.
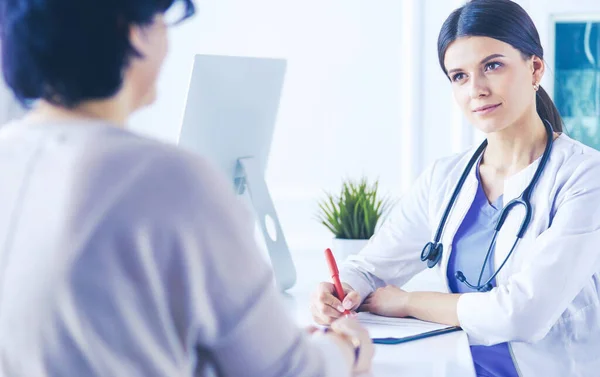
[0,86,24,125]
[130,0,412,251]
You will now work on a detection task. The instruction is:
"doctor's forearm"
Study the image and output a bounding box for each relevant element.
[406,292,461,327]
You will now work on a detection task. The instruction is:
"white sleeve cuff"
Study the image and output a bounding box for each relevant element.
[457,292,493,346]
[339,267,377,305]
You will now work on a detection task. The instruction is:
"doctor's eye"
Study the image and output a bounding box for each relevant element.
[451,72,466,82]
[484,62,502,72]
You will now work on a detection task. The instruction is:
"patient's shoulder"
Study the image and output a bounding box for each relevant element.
[72,125,237,228]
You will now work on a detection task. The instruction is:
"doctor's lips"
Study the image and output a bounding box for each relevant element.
[473,103,501,114]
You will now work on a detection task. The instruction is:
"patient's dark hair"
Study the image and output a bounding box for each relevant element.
[0,0,195,108]
[437,0,563,132]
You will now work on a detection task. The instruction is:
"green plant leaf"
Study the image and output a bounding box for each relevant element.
[315,177,393,240]
[363,199,372,238]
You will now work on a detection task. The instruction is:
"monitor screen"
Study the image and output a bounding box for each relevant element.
[178,54,296,290]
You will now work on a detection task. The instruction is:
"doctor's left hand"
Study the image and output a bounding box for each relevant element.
[359,285,410,318]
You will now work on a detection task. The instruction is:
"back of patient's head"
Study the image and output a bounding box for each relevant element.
[0,0,194,109]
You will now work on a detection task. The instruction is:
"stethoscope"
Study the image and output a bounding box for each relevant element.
[420,119,555,292]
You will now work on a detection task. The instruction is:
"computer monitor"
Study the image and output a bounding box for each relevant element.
[177,54,296,291]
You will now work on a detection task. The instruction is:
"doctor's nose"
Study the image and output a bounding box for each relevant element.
[469,77,490,99]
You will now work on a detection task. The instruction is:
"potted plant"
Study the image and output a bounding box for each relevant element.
[317,177,392,260]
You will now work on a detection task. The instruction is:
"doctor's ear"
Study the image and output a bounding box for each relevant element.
[530,55,545,87]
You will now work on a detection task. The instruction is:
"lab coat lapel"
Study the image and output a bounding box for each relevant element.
[494,158,542,282]
[439,161,479,287]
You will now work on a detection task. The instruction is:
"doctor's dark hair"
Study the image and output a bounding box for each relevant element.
[437,0,563,133]
[0,0,195,108]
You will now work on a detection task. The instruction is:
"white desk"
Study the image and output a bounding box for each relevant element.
[282,252,476,377]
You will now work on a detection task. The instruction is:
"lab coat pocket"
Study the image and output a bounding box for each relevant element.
[556,276,600,344]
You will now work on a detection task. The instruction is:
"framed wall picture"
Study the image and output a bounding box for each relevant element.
[551,15,600,149]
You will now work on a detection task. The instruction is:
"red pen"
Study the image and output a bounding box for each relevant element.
[324,248,351,315]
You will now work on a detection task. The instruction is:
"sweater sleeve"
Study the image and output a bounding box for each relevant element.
[168,155,352,377]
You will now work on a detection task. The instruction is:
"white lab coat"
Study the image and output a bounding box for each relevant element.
[341,133,600,377]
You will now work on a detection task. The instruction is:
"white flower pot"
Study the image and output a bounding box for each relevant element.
[331,238,369,262]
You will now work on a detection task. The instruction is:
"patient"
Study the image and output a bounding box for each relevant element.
[0,0,373,375]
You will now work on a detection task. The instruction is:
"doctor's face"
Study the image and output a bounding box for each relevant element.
[443,36,542,134]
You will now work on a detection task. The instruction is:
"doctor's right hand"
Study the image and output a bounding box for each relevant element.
[310,282,362,325]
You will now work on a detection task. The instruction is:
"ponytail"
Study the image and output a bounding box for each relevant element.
[536,85,563,133]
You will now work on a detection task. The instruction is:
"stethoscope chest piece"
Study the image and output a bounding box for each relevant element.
[421,242,443,269]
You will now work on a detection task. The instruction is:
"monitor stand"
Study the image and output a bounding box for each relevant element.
[235,157,297,291]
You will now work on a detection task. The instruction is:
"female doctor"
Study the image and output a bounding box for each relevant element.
[311,0,600,376]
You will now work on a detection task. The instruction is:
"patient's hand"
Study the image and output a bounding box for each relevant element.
[359,285,410,318]
[305,325,320,335]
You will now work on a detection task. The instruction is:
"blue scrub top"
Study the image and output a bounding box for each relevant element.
[446,166,519,377]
